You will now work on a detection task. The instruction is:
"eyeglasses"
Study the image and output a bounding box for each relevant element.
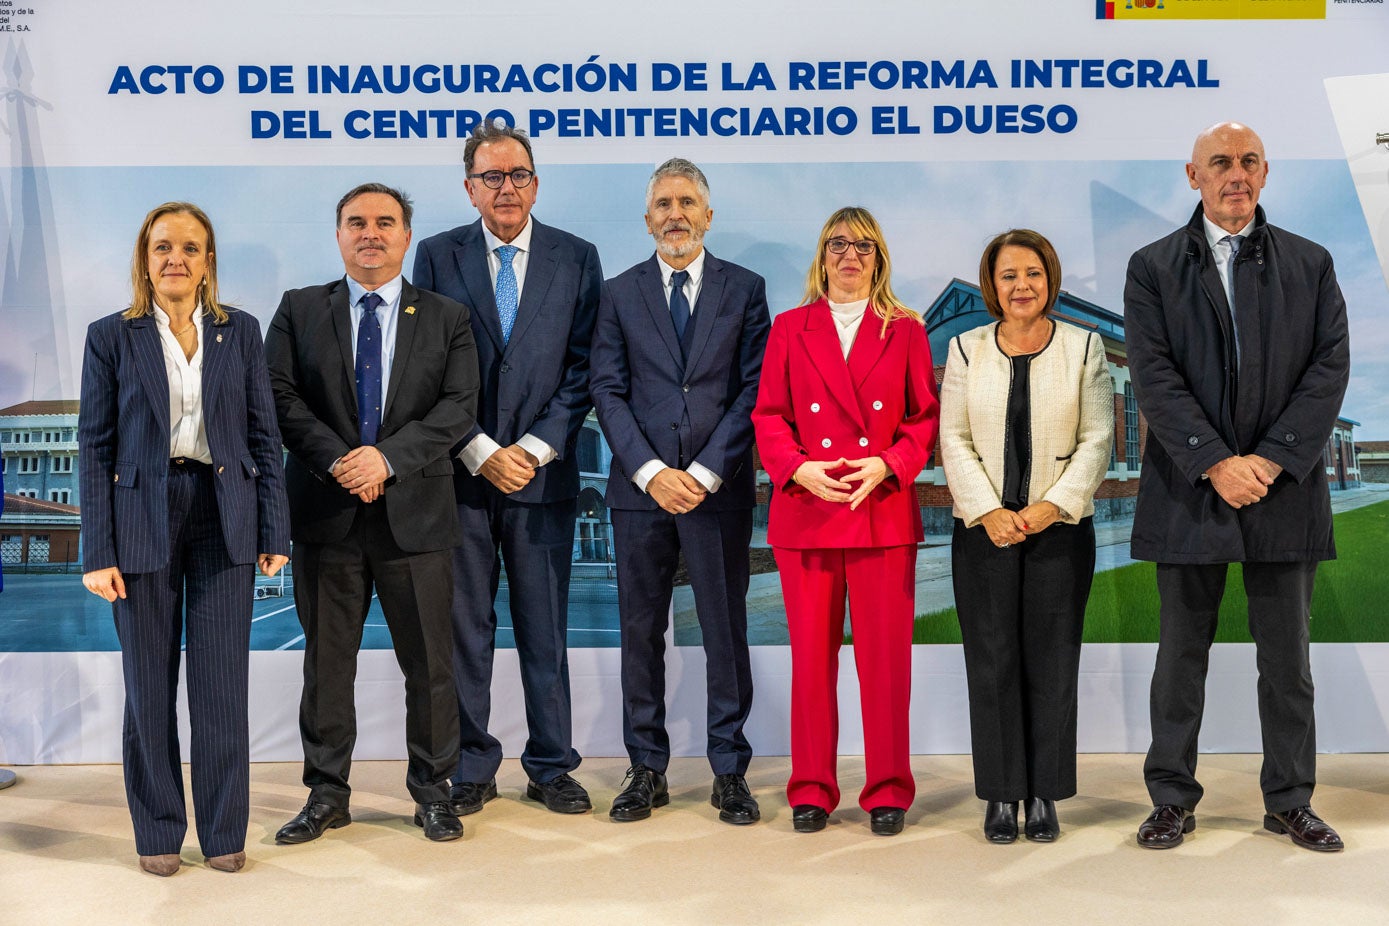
[467,168,535,190]
[825,238,877,256]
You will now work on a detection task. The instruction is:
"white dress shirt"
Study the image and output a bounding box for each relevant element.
[632,249,722,496]
[153,302,212,463]
[458,216,559,474]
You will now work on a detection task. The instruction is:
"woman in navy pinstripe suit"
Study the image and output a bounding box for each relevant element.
[78,203,291,876]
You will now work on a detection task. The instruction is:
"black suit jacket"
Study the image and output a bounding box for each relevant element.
[412,217,601,504]
[264,278,479,552]
[590,252,770,512]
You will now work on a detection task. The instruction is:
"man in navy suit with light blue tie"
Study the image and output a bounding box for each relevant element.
[590,158,770,824]
[266,183,480,844]
[413,121,602,816]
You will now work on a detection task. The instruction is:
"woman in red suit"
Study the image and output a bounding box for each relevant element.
[753,207,939,836]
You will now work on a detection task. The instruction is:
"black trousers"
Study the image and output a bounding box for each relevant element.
[292,501,458,807]
[1144,561,1318,814]
[115,460,253,857]
[952,517,1095,801]
[612,506,755,776]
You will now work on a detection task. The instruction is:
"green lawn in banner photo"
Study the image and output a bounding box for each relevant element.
[909,500,1389,645]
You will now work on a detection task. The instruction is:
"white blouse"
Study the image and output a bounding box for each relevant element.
[153,302,212,463]
[828,298,869,359]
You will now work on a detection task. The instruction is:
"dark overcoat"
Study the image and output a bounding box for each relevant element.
[1124,204,1350,564]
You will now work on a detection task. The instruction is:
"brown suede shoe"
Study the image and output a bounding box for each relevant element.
[207,851,246,872]
[138,854,182,877]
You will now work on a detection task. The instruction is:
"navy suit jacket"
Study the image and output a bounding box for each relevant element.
[590,251,770,512]
[412,217,601,505]
[264,278,479,552]
[78,307,291,574]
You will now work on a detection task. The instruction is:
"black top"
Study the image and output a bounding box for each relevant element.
[1001,353,1033,511]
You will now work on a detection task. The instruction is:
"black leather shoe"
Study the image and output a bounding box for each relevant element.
[710,774,760,826]
[609,765,669,822]
[413,801,464,842]
[792,804,829,833]
[870,806,906,836]
[984,801,1018,844]
[1136,804,1195,849]
[1024,797,1059,842]
[1264,805,1344,852]
[449,779,498,817]
[275,801,351,845]
[526,773,592,814]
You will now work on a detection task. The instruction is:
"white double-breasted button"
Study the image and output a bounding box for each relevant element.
[821,438,832,449]
[858,437,869,447]
[810,403,821,413]
[872,401,883,411]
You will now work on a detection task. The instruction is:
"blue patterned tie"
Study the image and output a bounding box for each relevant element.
[356,291,383,446]
[496,244,519,344]
[669,269,691,350]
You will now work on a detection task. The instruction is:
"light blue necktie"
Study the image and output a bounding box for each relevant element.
[496,244,519,344]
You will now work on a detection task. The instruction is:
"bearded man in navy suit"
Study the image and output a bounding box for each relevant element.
[413,121,602,816]
[590,158,770,824]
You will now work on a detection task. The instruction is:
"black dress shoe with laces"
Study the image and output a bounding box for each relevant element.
[609,765,669,822]
[870,806,906,836]
[1024,797,1059,842]
[414,801,464,842]
[1136,804,1195,849]
[710,774,760,825]
[792,804,829,833]
[275,801,351,845]
[1264,805,1344,853]
[983,801,1019,844]
[526,772,593,814]
[449,779,498,816]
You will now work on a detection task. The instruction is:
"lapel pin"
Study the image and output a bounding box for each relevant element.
[405,305,416,315]
[216,333,223,343]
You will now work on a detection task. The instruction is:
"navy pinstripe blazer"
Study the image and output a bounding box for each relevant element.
[78,307,291,573]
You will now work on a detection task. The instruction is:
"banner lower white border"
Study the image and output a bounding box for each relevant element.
[3,644,1387,765]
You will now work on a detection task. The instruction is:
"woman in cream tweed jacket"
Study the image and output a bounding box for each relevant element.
[939,229,1113,846]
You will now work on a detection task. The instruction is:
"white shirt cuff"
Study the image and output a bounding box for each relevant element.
[459,433,503,475]
[687,462,722,493]
[517,433,556,467]
[633,459,666,493]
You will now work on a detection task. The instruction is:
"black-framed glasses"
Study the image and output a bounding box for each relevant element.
[825,237,877,256]
[468,168,535,189]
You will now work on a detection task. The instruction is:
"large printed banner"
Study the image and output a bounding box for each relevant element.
[2,1,1388,762]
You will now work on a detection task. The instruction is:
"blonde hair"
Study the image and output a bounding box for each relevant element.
[124,202,228,323]
[802,206,920,337]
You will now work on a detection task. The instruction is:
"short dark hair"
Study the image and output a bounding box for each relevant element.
[978,228,1063,319]
[335,182,414,229]
[463,118,536,175]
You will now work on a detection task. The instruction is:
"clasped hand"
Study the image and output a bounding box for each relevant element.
[1205,454,1282,509]
[479,444,540,494]
[648,467,707,515]
[334,445,389,502]
[793,456,888,511]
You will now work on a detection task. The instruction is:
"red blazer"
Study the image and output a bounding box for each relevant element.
[753,299,938,549]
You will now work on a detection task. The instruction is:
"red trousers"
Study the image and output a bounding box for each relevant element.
[775,545,917,812]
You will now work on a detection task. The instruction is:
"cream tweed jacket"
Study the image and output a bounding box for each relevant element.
[939,319,1114,528]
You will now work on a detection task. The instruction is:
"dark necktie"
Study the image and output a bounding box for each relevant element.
[496,244,519,344]
[1222,234,1245,364]
[669,269,691,351]
[356,291,383,446]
